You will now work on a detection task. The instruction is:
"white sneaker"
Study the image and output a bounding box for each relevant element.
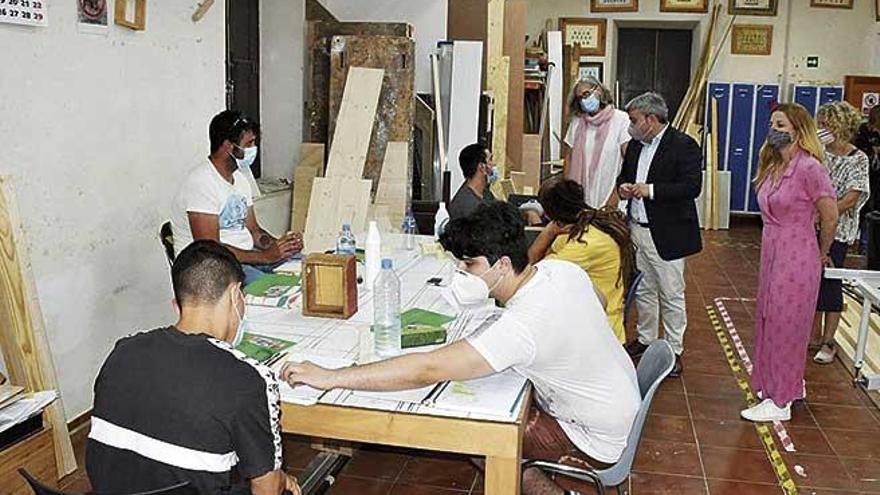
[741,398,791,422]
[814,345,836,364]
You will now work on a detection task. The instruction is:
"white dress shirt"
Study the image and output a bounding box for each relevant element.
[631,124,669,224]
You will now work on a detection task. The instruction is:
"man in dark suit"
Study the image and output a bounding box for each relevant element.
[616,92,702,376]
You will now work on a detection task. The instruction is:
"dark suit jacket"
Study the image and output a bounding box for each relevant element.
[617,125,703,261]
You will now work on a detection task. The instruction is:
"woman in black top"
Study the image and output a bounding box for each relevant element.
[854,106,880,252]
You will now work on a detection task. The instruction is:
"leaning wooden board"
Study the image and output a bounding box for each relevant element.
[303,177,373,254]
[373,141,409,231]
[325,67,385,180]
[290,143,325,233]
[0,177,76,476]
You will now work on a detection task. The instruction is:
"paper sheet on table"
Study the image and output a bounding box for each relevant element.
[278,354,353,406]
[430,371,527,417]
[0,390,57,433]
[348,385,437,405]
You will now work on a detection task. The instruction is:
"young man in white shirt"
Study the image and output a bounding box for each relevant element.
[171,110,302,285]
[280,202,641,495]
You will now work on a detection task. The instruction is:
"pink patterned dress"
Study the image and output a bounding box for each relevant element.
[752,150,836,406]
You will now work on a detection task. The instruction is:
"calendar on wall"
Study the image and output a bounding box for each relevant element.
[0,0,47,27]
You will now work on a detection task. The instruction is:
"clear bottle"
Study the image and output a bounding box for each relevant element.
[402,208,417,251]
[434,201,450,238]
[364,221,381,290]
[373,258,401,359]
[336,223,357,256]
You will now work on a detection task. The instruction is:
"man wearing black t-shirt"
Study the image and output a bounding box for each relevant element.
[87,240,300,495]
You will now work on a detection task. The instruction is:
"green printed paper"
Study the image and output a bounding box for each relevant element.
[235,333,295,363]
[243,273,301,296]
[400,308,455,328]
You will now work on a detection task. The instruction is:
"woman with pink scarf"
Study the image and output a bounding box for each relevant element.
[563,76,631,208]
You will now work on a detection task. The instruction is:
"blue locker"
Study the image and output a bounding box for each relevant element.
[728,84,755,212]
[706,83,731,172]
[794,85,819,115]
[818,86,844,108]
[748,85,779,212]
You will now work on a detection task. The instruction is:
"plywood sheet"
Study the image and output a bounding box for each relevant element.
[324,67,385,180]
[328,36,414,190]
[414,95,436,201]
[374,141,409,231]
[521,134,541,192]
[0,177,76,476]
[447,41,484,194]
[503,0,526,172]
[303,177,373,253]
[290,143,325,233]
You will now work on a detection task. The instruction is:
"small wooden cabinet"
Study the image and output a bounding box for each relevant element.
[0,426,57,494]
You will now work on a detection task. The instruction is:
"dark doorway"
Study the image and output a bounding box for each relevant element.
[617,28,692,121]
[226,0,261,176]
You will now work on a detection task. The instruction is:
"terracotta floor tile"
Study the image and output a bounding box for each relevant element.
[688,395,746,421]
[692,419,763,451]
[840,457,880,493]
[784,427,835,456]
[824,428,880,460]
[281,435,319,470]
[630,472,708,494]
[783,453,857,491]
[397,453,478,490]
[342,446,409,481]
[684,373,742,398]
[657,375,686,395]
[705,479,786,495]
[809,404,880,432]
[805,381,866,407]
[700,446,778,484]
[643,414,696,444]
[633,439,703,477]
[648,392,691,417]
[389,483,469,494]
[327,476,394,495]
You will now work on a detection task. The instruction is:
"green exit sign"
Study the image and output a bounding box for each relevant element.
[806,56,819,69]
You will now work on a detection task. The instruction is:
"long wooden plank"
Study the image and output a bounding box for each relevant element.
[290,143,325,233]
[374,141,409,231]
[710,97,721,229]
[503,0,526,172]
[447,41,483,193]
[325,67,385,180]
[0,177,76,477]
[486,0,508,178]
[303,177,372,253]
[547,31,563,162]
[521,134,541,193]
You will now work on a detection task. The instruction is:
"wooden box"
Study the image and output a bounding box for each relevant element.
[302,254,358,319]
[0,426,57,495]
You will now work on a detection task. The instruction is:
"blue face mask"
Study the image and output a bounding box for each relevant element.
[580,94,601,114]
[487,166,499,185]
[231,145,258,170]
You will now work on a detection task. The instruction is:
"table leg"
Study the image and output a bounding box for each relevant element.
[485,455,521,495]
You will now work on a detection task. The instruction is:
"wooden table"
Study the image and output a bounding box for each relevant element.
[256,241,530,494]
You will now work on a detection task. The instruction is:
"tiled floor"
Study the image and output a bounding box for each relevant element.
[58,219,880,494]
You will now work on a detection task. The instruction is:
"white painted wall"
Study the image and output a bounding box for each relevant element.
[525,0,879,97]
[0,1,226,419]
[261,0,306,180]
[317,0,448,93]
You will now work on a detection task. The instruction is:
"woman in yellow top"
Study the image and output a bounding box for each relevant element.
[528,179,636,343]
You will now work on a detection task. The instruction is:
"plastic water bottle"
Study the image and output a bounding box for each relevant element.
[434,202,450,238]
[402,209,417,251]
[373,258,401,359]
[336,224,356,256]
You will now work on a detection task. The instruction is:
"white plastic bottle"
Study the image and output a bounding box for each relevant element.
[434,201,450,238]
[364,221,382,290]
[373,258,401,358]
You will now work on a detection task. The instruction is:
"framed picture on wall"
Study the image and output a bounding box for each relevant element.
[810,0,853,8]
[591,0,639,13]
[558,18,607,56]
[659,0,709,13]
[731,24,773,55]
[729,0,778,16]
[578,60,605,82]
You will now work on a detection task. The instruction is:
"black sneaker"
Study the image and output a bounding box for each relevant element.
[624,340,649,358]
[669,355,683,378]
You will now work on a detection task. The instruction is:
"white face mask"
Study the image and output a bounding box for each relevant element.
[231,145,258,170]
[445,262,504,308]
[231,289,247,347]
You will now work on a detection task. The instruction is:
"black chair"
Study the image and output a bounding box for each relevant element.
[19,468,195,495]
[160,221,175,266]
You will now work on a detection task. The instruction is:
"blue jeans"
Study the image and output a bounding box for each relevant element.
[242,255,299,286]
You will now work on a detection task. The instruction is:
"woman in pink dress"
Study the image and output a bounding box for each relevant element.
[741,103,839,422]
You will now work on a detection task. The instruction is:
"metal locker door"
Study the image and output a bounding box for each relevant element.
[794,85,819,116]
[706,83,732,172]
[819,86,844,107]
[729,84,755,212]
[748,84,779,212]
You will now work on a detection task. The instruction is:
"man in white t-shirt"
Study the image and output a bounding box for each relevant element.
[280,202,641,495]
[171,110,302,285]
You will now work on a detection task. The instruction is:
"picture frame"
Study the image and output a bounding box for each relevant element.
[728,0,778,16]
[590,0,639,13]
[659,0,709,13]
[578,60,604,83]
[810,0,853,8]
[114,0,146,30]
[731,24,773,56]
[558,18,607,56]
